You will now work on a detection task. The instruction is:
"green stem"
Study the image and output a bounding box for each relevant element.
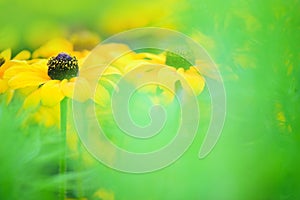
[77,141,84,198]
[59,97,68,200]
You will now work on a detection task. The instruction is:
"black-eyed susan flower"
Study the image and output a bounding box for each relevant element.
[5,53,89,107]
[97,43,205,105]
[5,38,121,109]
[5,45,105,199]
[5,51,120,126]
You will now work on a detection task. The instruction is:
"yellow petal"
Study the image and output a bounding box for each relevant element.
[4,62,48,80]
[83,43,134,70]
[139,85,174,105]
[23,89,41,109]
[157,66,178,93]
[40,80,64,106]
[80,67,103,88]
[0,79,8,93]
[178,67,205,95]
[100,77,119,91]
[72,50,90,61]
[0,49,11,61]
[26,58,48,66]
[5,89,14,105]
[123,62,162,87]
[18,86,39,97]
[2,62,28,79]
[112,52,137,69]
[0,60,30,77]
[79,65,121,87]
[94,84,110,107]
[124,60,151,72]
[73,77,92,102]
[32,38,73,58]
[14,50,31,60]
[8,72,49,89]
[34,105,60,127]
[103,66,122,75]
[60,79,74,99]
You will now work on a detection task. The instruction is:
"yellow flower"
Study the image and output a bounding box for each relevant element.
[97,44,205,105]
[0,48,31,103]
[3,38,123,129]
[5,53,91,107]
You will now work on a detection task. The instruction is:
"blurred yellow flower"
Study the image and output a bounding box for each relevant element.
[93,188,114,200]
[97,0,181,35]
[23,104,60,128]
[69,30,101,51]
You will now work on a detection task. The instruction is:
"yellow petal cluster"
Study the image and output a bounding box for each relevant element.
[1,39,206,127]
[95,43,205,106]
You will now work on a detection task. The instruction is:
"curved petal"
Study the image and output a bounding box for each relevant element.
[83,43,136,72]
[18,86,39,97]
[124,60,152,72]
[27,58,48,66]
[2,62,28,79]
[112,52,137,69]
[60,79,74,99]
[4,62,48,79]
[0,49,11,61]
[5,89,14,104]
[40,80,64,106]
[100,77,119,91]
[73,50,90,64]
[33,105,60,127]
[14,50,31,60]
[139,85,174,105]
[0,79,8,93]
[103,66,122,75]
[72,77,92,102]
[8,72,49,89]
[94,84,110,107]
[178,67,205,95]
[157,66,178,93]
[79,65,121,87]
[23,89,41,109]
[32,38,73,58]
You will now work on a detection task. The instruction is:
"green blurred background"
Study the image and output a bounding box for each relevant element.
[0,0,299,199]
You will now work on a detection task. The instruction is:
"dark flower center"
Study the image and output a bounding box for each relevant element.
[0,57,5,67]
[47,53,79,80]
